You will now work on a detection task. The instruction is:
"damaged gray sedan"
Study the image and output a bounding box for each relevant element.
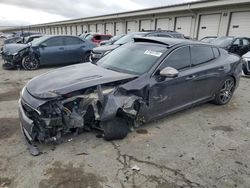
[18,37,242,155]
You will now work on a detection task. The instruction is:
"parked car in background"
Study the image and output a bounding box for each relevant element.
[4,36,23,44]
[18,37,242,155]
[85,33,112,46]
[100,34,125,46]
[211,36,250,56]
[90,30,184,62]
[0,33,13,39]
[79,32,96,39]
[2,35,96,70]
[242,51,250,75]
[23,34,44,44]
[4,31,41,44]
[200,36,217,43]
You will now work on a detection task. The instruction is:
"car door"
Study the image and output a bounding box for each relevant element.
[39,36,67,65]
[189,45,223,102]
[240,38,250,56]
[63,36,86,63]
[228,38,242,56]
[148,46,194,119]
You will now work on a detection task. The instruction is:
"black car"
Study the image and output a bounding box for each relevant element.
[2,35,96,70]
[90,30,184,62]
[211,36,250,56]
[18,37,242,155]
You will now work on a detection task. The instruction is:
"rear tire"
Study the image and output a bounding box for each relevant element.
[22,55,39,70]
[213,77,235,105]
[102,118,129,141]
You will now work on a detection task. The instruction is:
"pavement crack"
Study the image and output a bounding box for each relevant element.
[111,141,204,187]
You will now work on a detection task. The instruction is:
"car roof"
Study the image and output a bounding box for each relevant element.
[134,37,203,47]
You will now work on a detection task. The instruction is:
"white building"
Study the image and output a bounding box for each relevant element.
[2,0,250,39]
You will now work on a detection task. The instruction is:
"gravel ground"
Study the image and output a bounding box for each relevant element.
[0,39,249,188]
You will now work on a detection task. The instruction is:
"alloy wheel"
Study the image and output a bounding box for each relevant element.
[219,78,235,104]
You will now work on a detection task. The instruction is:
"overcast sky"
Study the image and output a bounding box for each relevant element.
[0,0,200,26]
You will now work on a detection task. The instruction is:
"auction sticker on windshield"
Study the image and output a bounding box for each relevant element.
[144,50,162,57]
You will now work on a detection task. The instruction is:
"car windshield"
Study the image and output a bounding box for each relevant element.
[111,34,124,41]
[85,34,94,40]
[113,33,147,45]
[201,37,216,43]
[31,35,51,46]
[211,37,234,47]
[97,43,166,75]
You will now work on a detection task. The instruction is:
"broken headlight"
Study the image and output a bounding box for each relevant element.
[16,47,30,57]
[33,91,60,99]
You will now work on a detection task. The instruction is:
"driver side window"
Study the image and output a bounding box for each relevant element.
[159,46,191,71]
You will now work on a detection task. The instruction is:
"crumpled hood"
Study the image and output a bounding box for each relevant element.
[3,43,29,55]
[92,44,120,53]
[26,63,137,98]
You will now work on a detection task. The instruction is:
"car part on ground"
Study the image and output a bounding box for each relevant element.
[211,36,250,56]
[242,51,250,75]
[90,30,185,62]
[1,35,96,70]
[18,37,242,155]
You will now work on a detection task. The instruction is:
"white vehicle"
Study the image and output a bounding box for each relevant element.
[242,51,250,75]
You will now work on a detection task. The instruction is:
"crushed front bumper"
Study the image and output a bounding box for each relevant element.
[18,99,40,156]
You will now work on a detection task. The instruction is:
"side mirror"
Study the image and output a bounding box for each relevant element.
[160,67,179,78]
[40,43,47,48]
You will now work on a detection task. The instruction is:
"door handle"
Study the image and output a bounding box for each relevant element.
[186,75,196,80]
[218,66,225,71]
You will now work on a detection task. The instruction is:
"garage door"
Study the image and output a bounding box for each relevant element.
[60,27,63,35]
[198,14,221,39]
[82,25,88,33]
[115,22,124,35]
[156,18,170,30]
[175,16,192,37]
[140,19,153,31]
[89,24,96,32]
[77,25,82,35]
[72,26,77,35]
[97,24,104,33]
[228,12,250,37]
[127,21,138,34]
[105,23,114,35]
[67,26,71,35]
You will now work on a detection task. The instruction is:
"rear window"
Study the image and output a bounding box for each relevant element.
[191,46,215,65]
[101,35,112,40]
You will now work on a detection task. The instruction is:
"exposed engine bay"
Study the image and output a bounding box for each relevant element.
[20,78,144,155]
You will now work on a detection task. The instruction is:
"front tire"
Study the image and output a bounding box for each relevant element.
[22,55,40,70]
[213,77,235,105]
[82,52,91,62]
[102,118,129,141]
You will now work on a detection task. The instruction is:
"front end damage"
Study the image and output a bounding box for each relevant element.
[2,46,30,69]
[19,81,144,155]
